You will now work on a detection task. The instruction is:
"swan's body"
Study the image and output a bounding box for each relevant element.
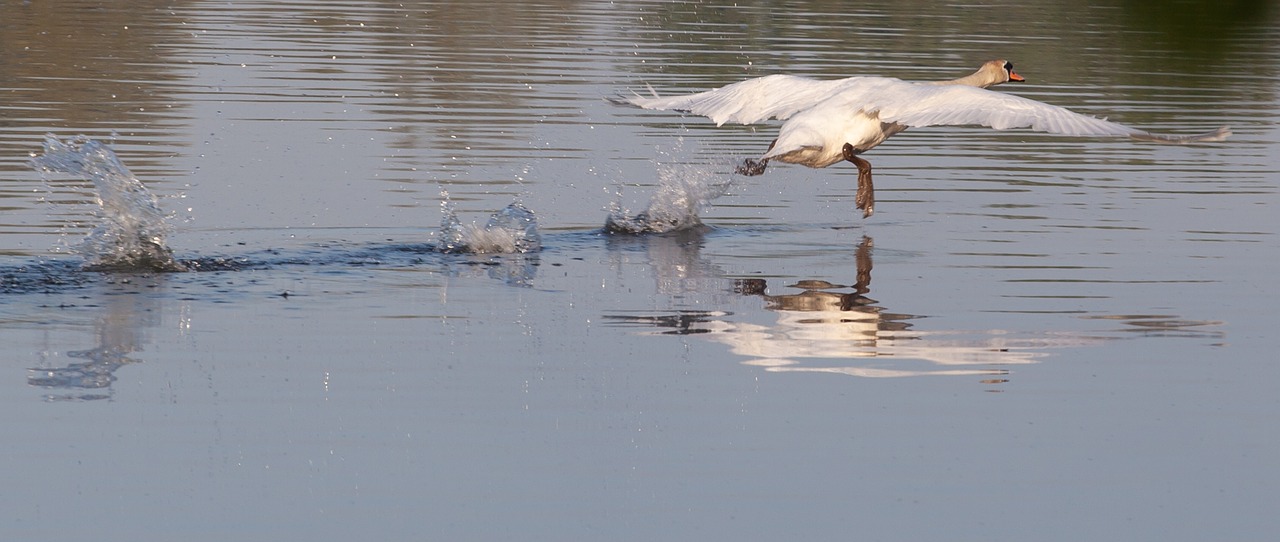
[614,60,1231,217]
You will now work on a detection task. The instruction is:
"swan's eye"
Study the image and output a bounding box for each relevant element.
[1004,62,1014,73]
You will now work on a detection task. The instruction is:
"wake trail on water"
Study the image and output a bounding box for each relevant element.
[29,134,188,272]
[604,160,732,234]
[24,134,543,277]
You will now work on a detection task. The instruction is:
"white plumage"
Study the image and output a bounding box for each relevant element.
[614,60,1231,218]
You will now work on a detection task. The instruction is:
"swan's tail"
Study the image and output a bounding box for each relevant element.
[1131,126,1232,144]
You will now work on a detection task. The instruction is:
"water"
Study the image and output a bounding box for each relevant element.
[438,194,543,254]
[29,134,187,272]
[605,151,732,234]
[1,1,1278,540]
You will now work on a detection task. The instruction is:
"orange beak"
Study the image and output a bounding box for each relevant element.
[1009,71,1025,82]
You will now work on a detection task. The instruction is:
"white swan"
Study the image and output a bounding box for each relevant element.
[613,60,1231,218]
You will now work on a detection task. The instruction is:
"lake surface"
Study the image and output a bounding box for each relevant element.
[2,1,1278,540]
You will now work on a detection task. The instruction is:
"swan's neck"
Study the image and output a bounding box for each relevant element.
[925,71,997,89]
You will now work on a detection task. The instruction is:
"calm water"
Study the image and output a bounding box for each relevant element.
[2,1,1278,540]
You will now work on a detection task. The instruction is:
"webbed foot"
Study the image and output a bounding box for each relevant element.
[736,157,769,176]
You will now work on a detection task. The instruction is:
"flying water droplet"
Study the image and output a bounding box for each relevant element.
[436,190,542,254]
[605,161,731,234]
[29,134,187,272]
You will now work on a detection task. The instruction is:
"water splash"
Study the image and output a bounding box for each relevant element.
[605,161,731,234]
[437,191,542,254]
[29,134,187,272]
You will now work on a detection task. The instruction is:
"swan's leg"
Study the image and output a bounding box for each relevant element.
[736,139,777,176]
[843,143,874,218]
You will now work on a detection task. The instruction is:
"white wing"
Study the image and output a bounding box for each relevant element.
[617,75,1230,144]
[870,84,1230,143]
[615,74,857,126]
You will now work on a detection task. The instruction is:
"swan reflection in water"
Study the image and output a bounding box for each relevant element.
[608,236,1112,379]
[724,237,1063,378]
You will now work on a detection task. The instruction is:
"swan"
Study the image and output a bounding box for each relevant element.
[613,60,1231,218]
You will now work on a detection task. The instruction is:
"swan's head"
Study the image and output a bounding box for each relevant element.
[980,59,1025,87]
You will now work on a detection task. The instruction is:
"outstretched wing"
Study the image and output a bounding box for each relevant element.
[613,74,860,126]
[829,83,1231,143]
